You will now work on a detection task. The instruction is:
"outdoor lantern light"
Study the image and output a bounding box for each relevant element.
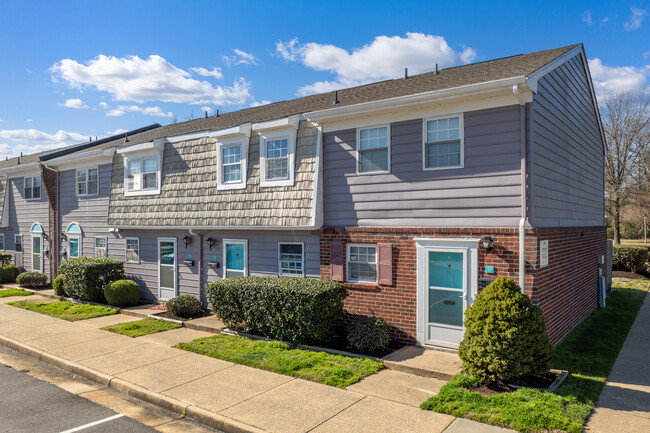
[183,235,192,248]
[480,236,494,251]
[206,237,216,250]
[60,232,67,242]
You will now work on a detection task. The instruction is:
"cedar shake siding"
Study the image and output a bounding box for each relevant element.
[323,105,523,227]
[530,55,605,227]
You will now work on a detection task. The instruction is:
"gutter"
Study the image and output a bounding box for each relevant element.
[110,225,322,231]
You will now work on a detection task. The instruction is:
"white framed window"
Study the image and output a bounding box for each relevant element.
[15,234,22,253]
[259,129,296,187]
[94,237,108,257]
[423,114,464,170]
[216,137,248,190]
[77,167,99,196]
[223,239,247,278]
[357,125,390,174]
[65,222,82,259]
[278,242,304,277]
[125,237,140,264]
[346,244,378,283]
[123,152,162,196]
[24,176,42,200]
[0,234,4,251]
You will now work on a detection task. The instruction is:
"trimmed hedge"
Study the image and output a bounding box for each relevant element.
[104,279,140,307]
[613,245,648,273]
[347,316,391,354]
[60,257,125,303]
[206,277,347,345]
[166,294,203,318]
[0,252,12,268]
[52,275,65,296]
[16,271,48,288]
[1,265,21,283]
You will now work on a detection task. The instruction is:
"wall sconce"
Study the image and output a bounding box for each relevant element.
[183,235,192,248]
[206,237,216,250]
[60,232,67,242]
[480,236,494,251]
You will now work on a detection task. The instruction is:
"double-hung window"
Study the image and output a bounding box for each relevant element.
[357,126,390,174]
[95,237,107,257]
[125,238,140,263]
[423,115,463,170]
[259,128,296,187]
[15,235,22,253]
[278,243,304,277]
[127,158,159,192]
[77,167,99,196]
[216,137,247,190]
[346,244,377,283]
[24,176,41,200]
[266,139,289,180]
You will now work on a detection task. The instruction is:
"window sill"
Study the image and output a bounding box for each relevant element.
[217,182,247,191]
[260,179,294,188]
[124,189,161,197]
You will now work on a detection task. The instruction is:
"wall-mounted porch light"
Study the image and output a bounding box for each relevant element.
[206,237,216,250]
[183,235,192,248]
[480,236,494,251]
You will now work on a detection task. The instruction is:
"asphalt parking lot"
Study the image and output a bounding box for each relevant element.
[0,362,158,433]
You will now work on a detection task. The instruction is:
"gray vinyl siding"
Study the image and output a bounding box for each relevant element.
[323,105,523,227]
[530,55,605,227]
[117,229,320,303]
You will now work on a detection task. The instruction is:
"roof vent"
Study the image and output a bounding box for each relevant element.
[215,109,220,117]
[435,63,439,75]
[124,133,129,143]
[404,68,408,79]
[204,111,208,119]
[333,90,340,105]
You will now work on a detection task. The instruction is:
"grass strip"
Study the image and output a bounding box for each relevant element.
[7,300,118,321]
[421,278,648,433]
[0,288,33,298]
[177,334,383,388]
[103,317,181,337]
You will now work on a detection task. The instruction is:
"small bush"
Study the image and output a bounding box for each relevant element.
[1,265,21,283]
[458,277,553,383]
[166,294,203,318]
[0,252,12,268]
[16,271,48,288]
[52,275,65,296]
[104,279,141,307]
[612,245,648,273]
[620,220,642,239]
[60,257,124,303]
[207,277,347,345]
[347,316,391,354]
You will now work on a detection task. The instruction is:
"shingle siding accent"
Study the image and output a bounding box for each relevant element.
[108,121,317,227]
[0,175,7,226]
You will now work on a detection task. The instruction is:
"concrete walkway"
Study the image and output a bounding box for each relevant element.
[0,296,511,433]
[584,287,650,432]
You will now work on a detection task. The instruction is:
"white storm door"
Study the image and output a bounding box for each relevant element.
[32,235,42,272]
[158,238,177,301]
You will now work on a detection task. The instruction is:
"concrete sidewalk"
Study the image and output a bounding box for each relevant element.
[0,297,510,433]
[585,287,650,432]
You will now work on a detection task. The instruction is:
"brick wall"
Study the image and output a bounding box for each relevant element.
[40,164,58,282]
[320,226,606,346]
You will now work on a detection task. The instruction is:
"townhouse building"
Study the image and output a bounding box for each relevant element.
[0,43,606,349]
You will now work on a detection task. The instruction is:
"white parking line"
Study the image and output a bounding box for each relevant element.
[58,413,125,433]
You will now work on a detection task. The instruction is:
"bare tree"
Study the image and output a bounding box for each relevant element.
[602,92,650,243]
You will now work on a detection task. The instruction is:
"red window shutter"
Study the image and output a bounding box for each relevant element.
[378,243,393,285]
[330,242,344,281]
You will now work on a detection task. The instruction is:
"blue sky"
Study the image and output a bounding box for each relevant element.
[0,0,648,158]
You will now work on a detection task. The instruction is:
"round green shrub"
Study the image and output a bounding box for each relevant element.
[347,316,391,354]
[16,271,48,288]
[612,245,648,273]
[0,265,20,283]
[166,294,203,318]
[458,277,553,383]
[104,279,141,307]
[52,275,66,296]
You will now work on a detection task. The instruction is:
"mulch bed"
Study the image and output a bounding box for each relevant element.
[612,270,650,280]
[154,310,211,321]
[468,371,561,396]
[147,304,166,310]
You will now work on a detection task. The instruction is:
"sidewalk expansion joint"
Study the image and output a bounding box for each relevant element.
[305,395,368,432]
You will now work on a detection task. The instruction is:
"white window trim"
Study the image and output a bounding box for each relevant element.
[346,243,378,283]
[157,237,178,301]
[278,242,305,277]
[123,150,162,196]
[31,234,43,272]
[67,235,82,258]
[216,137,248,190]
[94,236,108,257]
[24,175,42,201]
[222,239,248,279]
[15,234,22,253]
[356,124,391,175]
[259,128,296,187]
[0,234,5,251]
[125,237,140,264]
[76,166,100,197]
[422,113,465,171]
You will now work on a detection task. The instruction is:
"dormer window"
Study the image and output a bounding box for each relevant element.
[24,176,41,200]
[215,135,248,191]
[77,167,99,196]
[259,129,296,187]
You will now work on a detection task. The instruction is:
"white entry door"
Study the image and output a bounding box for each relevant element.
[32,235,42,272]
[158,238,177,301]
[416,239,478,349]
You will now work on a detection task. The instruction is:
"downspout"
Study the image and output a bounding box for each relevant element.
[513,85,527,291]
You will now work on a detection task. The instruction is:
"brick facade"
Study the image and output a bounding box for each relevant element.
[40,164,58,282]
[320,226,606,346]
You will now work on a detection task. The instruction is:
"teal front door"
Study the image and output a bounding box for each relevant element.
[224,240,246,278]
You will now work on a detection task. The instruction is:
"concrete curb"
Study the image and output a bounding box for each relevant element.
[0,334,265,433]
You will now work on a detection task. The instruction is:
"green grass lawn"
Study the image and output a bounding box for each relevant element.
[0,288,33,298]
[103,317,181,337]
[177,334,384,388]
[8,300,118,321]
[421,277,648,433]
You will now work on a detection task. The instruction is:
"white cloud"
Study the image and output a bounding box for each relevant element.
[582,11,593,25]
[588,58,650,99]
[276,33,477,96]
[250,100,271,107]
[602,17,610,24]
[624,7,647,31]
[106,128,128,135]
[201,106,214,115]
[106,104,174,118]
[190,67,223,79]
[644,50,650,59]
[0,142,71,159]
[61,98,88,109]
[98,101,109,109]
[222,49,259,66]
[25,119,33,122]
[0,128,86,144]
[50,54,251,105]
